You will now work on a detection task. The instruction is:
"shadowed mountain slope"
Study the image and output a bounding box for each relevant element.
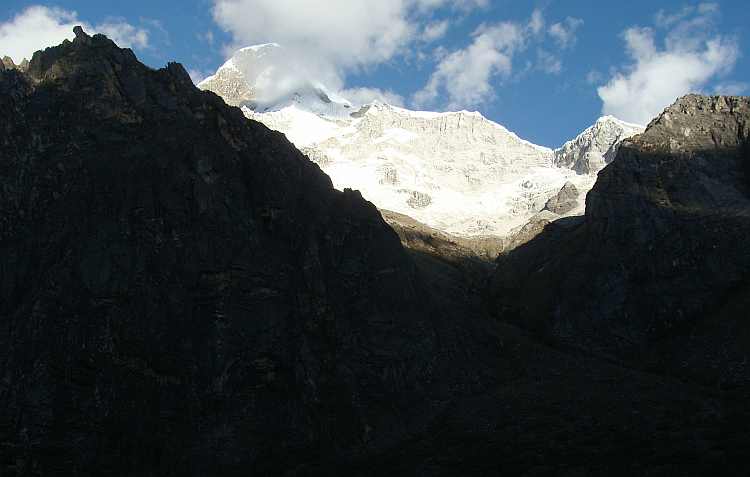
[2,29,750,476]
[489,94,750,377]
[0,27,482,474]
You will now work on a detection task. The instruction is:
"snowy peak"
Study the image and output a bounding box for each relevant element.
[237,96,572,237]
[197,43,354,119]
[553,115,645,174]
[198,44,643,238]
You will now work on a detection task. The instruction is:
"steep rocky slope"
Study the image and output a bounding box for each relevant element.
[0,28,483,474]
[582,94,750,343]
[489,94,750,365]
[3,31,750,476]
[553,115,644,174]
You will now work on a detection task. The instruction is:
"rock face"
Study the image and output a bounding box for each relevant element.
[553,115,645,174]
[0,29,462,474]
[489,94,750,351]
[542,181,579,215]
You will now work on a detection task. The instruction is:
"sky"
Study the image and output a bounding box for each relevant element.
[1,1,748,148]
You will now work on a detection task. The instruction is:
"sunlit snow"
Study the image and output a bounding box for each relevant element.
[199,44,644,238]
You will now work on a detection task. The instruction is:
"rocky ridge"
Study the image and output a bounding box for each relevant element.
[553,115,645,174]
[0,28,483,474]
[489,94,750,361]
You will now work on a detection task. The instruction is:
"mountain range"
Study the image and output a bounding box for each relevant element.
[2,29,749,476]
[198,43,644,238]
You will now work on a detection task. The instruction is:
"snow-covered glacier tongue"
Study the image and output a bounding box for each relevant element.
[199,45,644,239]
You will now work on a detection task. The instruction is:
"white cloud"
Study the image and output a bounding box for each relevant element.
[412,9,581,111]
[0,6,78,63]
[412,22,522,110]
[0,6,154,64]
[422,20,450,42]
[198,30,216,46]
[537,48,562,75]
[529,9,545,38]
[598,3,740,125]
[450,0,489,10]
[97,19,150,50]
[654,5,696,28]
[414,0,489,13]
[340,86,406,107]
[713,81,749,96]
[549,17,583,49]
[211,0,417,89]
[586,70,604,85]
[209,0,493,102]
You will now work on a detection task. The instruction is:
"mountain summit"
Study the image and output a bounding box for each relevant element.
[198,43,354,118]
[199,45,644,237]
[554,115,645,174]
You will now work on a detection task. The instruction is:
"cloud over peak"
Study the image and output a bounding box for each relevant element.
[211,0,416,86]
[209,0,501,108]
[207,2,584,113]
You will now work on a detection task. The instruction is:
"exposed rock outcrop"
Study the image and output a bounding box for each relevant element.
[1,55,28,71]
[489,94,750,353]
[553,115,645,174]
[0,28,469,475]
[542,181,579,215]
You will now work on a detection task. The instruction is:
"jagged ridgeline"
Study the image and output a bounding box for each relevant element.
[489,94,750,353]
[0,27,475,473]
[4,26,750,477]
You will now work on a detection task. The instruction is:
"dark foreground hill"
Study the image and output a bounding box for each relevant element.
[0,27,492,474]
[1,29,749,476]
[488,94,750,383]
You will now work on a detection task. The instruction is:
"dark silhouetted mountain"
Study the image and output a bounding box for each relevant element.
[489,94,750,379]
[0,27,488,474]
[2,29,750,476]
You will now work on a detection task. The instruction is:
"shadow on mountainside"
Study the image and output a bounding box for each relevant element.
[487,93,750,399]
[2,28,750,476]
[273,220,750,476]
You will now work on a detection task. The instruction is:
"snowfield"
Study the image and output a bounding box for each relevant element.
[199,44,644,238]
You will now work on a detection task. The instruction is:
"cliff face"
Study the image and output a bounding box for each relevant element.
[0,28,456,474]
[553,115,644,174]
[489,94,750,353]
[579,94,750,341]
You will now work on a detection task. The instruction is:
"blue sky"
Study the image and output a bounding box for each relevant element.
[1,1,748,148]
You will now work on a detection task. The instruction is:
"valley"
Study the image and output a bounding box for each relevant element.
[1,29,748,476]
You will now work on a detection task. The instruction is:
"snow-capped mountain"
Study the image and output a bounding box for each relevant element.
[554,116,645,174]
[198,43,354,119]
[198,45,644,237]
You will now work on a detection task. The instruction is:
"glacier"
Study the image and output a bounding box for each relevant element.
[198,44,644,238]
